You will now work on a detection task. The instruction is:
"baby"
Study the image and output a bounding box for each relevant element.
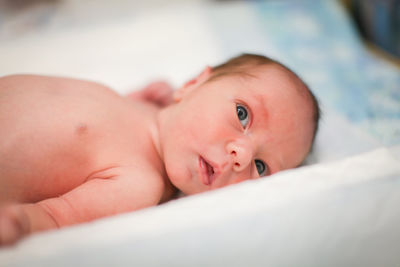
[0,54,320,246]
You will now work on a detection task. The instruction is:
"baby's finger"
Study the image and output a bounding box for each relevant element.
[0,205,28,246]
[0,215,21,246]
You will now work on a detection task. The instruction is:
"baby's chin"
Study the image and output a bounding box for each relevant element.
[172,181,209,196]
[175,186,203,196]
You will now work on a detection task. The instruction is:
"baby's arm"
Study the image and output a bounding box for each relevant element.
[0,167,163,246]
[127,81,174,107]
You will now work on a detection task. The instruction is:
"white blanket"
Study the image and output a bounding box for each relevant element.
[1,148,399,266]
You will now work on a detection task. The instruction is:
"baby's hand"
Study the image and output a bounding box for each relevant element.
[0,204,29,246]
[127,81,174,107]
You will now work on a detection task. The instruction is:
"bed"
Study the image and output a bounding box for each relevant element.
[1,0,399,266]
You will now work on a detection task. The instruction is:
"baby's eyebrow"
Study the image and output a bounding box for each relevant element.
[249,94,286,174]
[251,93,269,122]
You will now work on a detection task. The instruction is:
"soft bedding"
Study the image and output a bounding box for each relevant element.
[1,148,399,266]
[0,0,399,266]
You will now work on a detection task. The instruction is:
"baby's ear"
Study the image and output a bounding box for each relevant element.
[173,66,212,102]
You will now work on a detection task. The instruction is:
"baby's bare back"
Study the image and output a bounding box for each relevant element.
[0,75,164,205]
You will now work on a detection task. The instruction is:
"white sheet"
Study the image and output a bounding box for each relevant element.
[1,148,399,266]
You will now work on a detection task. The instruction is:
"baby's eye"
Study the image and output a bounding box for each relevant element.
[236,104,250,128]
[255,159,268,176]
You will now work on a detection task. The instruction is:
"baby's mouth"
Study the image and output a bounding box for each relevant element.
[199,156,216,186]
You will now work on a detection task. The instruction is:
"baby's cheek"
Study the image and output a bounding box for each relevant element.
[202,118,233,143]
[164,152,190,189]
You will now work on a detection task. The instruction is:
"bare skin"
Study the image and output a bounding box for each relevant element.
[0,75,175,245]
[0,64,314,246]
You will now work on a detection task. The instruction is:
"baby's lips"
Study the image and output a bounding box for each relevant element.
[204,157,224,185]
[199,156,211,185]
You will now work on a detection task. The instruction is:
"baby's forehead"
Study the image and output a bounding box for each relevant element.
[253,64,303,85]
[228,64,307,95]
[237,65,314,121]
[208,63,310,106]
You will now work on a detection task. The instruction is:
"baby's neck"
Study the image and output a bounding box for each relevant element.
[150,108,165,163]
[150,104,179,200]
[152,104,177,161]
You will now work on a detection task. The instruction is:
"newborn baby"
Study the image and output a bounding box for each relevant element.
[0,54,320,245]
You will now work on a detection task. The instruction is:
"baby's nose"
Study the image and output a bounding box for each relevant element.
[226,139,253,172]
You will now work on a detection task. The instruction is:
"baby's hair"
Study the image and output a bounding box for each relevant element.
[210,53,321,150]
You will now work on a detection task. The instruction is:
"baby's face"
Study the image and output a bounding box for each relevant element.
[160,65,314,195]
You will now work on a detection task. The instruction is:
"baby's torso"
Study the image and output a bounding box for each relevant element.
[0,75,166,203]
